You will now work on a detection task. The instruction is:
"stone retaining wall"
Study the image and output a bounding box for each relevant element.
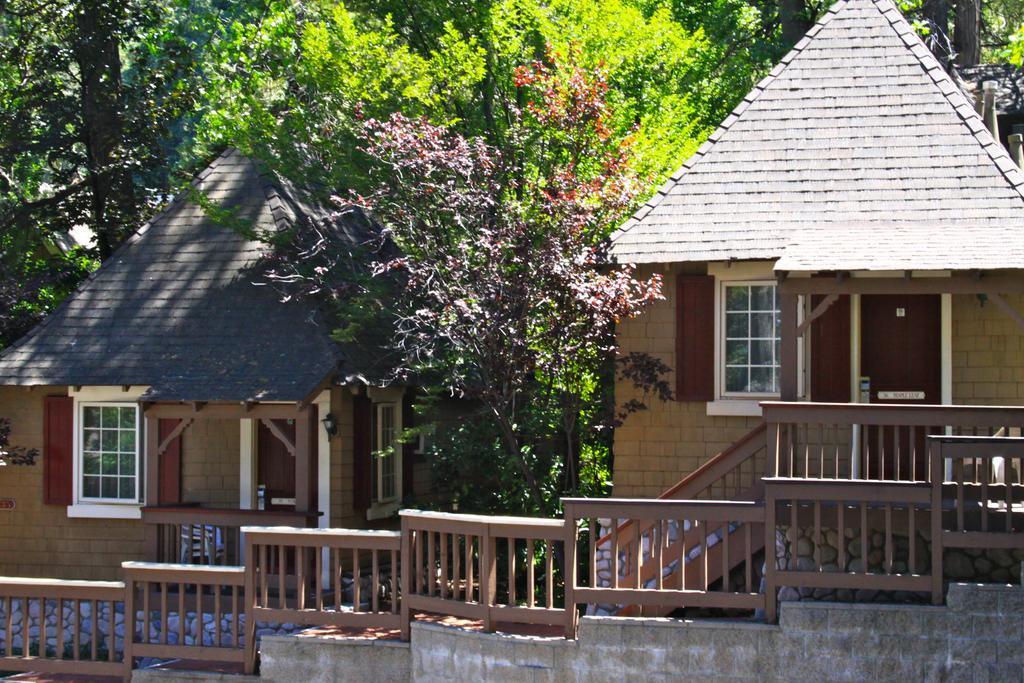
[253,582,1024,682]
[0,599,301,657]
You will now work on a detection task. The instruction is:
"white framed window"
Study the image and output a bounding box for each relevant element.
[722,282,781,396]
[370,402,399,505]
[78,402,141,503]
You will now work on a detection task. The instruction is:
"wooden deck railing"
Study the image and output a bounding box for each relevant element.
[242,526,402,672]
[8,425,1024,680]
[399,510,573,638]
[0,576,128,679]
[763,478,937,621]
[931,435,1024,557]
[142,506,320,566]
[763,402,1024,481]
[122,562,246,669]
[565,498,766,621]
[592,423,768,616]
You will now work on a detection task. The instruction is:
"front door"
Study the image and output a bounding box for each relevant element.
[257,419,297,511]
[860,294,941,478]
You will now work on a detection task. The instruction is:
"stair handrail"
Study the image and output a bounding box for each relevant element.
[595,421,768,549]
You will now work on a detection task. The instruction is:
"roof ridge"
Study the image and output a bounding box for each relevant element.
[866,0,1024,202]
[611,0,852,248]
[0,147,243,362]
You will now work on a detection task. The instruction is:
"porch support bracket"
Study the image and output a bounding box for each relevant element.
[795,293,839,338]
[989,292,1024,332]
[260,418,296,457]
[156,417,193,457]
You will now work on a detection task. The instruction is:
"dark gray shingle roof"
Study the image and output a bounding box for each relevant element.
[611,0,1024,267]
[0,149,381,401]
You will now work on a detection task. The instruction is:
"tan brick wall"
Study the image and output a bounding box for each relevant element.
[952,293,1024,405]
[0,386,146,580]
[613,264,758,498]
[180,419,240,508]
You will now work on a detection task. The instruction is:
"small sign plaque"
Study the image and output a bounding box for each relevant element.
[878,391,925,400]
[270,497,296,506]
[0,498,15,511]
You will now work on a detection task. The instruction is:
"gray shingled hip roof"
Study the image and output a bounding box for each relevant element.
[0,149,382,401]
[611,0,1024,269]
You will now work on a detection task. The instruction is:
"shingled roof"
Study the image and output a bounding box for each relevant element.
[0,149,386,402]
[611,0,1024,269]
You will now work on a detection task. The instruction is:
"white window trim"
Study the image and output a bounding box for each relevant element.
[706,263,801,417]
[68,386,148,519]
[366,387,403,520]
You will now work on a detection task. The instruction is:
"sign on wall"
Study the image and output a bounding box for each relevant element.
[878,391,926,401]
[0,498,15,511]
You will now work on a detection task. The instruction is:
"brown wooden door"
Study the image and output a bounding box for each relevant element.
[861,294,941,404]
[257,419,297,511]
[861,294,941,479]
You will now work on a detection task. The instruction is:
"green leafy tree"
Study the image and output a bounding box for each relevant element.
[0,0,249,347]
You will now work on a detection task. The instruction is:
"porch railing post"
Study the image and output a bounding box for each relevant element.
[400,515,412,641]
[123,575,135,679]
[767,419,781,477]
[930,439,945,605]
[562,502,577,638]
[763,485,778,623]
[243,533,258,674]
[480,525,497,633]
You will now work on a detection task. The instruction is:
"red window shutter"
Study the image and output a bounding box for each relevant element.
[402,393,415,500]
[352,394,372,512]
[810,294,851,402]
[676,275,715,401]
[157,418,183,505]
[43,395,74,505]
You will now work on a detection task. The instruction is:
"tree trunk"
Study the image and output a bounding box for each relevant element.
[954,0,981,67]
[924,0,950,37]
[780,0,811,48]
[74,0,128,258]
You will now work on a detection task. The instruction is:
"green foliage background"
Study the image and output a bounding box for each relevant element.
[5,0,1024,512]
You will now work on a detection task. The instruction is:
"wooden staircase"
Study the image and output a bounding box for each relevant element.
[601,423,768,616]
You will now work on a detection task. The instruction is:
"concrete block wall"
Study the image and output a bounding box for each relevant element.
[257,582,1024,682]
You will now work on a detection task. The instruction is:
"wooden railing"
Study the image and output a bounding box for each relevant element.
[932,435,1024,556]
[763,402,1024,481]
[763,478,937,621]
[122,562,246,668]
[565,498,766,620]
[143,506,320,566]
[593,423,768,614]
[400,510,573,638]
[7,427,1024,680]
[0,576,128,678]
[242,526,402,672]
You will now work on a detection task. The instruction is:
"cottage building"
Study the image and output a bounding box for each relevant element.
[611,0,1024,499]
[0,149,430,579]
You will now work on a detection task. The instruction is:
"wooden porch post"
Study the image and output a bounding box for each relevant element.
[294,405,313,513]
[780,292,799,401]
[144,413,160,560]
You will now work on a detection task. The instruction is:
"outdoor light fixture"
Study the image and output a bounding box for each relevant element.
[321,412,339,438]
